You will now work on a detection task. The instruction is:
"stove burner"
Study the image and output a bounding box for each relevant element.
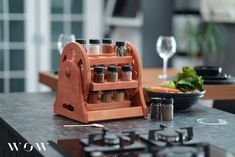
[157,146,204,157]
[146,124,193,144]
[104,134,120,147]
[157,130,182,142]
[81,128,146,156]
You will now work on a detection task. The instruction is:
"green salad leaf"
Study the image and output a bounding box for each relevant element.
[166,66,204,92]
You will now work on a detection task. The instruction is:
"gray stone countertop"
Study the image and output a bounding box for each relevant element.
[0,92,235,156]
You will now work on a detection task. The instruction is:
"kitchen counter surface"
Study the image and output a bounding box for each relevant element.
[0,92,235,156]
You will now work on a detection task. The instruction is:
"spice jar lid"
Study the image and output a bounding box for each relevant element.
[76,39,86,44]
[116,41,126,47]
[102,39,113,44]
[89,39,100,44]
[162,98,174,105]
[151,97,162,104]
[108,66,118,72]
[94,66,104,73]
[122,65,132,72]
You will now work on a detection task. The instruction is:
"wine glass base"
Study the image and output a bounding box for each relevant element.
[158,74,167,79]
[157,74,176,80]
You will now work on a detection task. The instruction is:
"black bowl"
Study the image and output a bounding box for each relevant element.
[145,89,205,110]
[194,66,222,77]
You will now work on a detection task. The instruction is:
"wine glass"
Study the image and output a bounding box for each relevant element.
[156,36,176,79]
[57,34,76,55]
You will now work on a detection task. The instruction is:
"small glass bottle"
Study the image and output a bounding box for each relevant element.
[162,98,174,120]
[102,39,113,54]
[107,66,118,82]
[76,39,87,51]
[94,66,105,83]
[113,90,125,102]
[115,41,126,56]
[101,90,112,103]
[89,39,100,54]
[87,91,99,104]
[121,65,132,81]
[150,97,162,120]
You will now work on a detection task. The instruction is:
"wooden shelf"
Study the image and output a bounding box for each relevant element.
[90,80,138,91]
[87,106,144,122]
[88,53,115,57]
[86,100,131,111]
[89,56,133,65]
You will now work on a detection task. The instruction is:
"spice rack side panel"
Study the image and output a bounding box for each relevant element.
[54,42,91,123]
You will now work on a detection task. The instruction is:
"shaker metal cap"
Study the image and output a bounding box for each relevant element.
[151,97,162,103]
[162,98,174,105]
[116,41,126,46]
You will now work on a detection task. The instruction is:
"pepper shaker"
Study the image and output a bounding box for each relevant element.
[150,97,162,120]
[162,98,174,120]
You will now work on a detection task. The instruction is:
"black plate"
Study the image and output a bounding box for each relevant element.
[145,89,205,110]
[203,77,235,85]
[194,66,222,77]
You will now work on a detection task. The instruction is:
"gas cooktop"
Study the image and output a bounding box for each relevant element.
[49,124,235,157]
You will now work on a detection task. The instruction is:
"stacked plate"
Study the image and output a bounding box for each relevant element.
[194,66,235,85]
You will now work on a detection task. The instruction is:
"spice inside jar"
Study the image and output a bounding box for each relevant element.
[102,39,113,54]
[162,98,174,121]
[87,91,99,104]
[94,66,105,83]
[101,90,112,103]
[107,66,118,82]
[150,97,162,120]
[115,41,126,56]
[113,90,125,102]
[89,39,100,54]
[76,39,87,51]
[121,65,132,81]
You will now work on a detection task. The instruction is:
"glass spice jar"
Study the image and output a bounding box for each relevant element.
[121,65,132,81]
[102,39,113,54]
[113,90,125,102]
[150,97,162,120]
[115,41,126,56]
[87,91,99,104]
[101,90,112,103]
[89,39,100,54]
[107,66,118,82]
[162,98,174,121]
[94,66,105,83]
[76,39,87,51]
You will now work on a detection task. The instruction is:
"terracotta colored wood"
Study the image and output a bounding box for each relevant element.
[90,80,138,91]
[39,72,58,90]
[89,56,133,65]
[88,53,115,57]
[87,106,144,122]
[53,41,147,123]
[86,100,131,111]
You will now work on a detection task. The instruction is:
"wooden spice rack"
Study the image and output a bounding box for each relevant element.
[53,41,147,123]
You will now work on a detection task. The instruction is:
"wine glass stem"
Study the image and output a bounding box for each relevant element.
[163,58,168,78]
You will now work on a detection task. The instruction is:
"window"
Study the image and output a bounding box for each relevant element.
[0,0,25,93]
[50,0,84,71]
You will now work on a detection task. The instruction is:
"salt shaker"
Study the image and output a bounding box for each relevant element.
[150,97,162,120]
[162,98,174,120]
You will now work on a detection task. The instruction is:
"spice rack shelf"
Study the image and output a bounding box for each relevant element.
[89,56,133,65]
[90,80,138,91]
[53,41,147,123]
[86,100,131,111]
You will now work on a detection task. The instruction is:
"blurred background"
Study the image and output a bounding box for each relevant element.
[0,0,235,93]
